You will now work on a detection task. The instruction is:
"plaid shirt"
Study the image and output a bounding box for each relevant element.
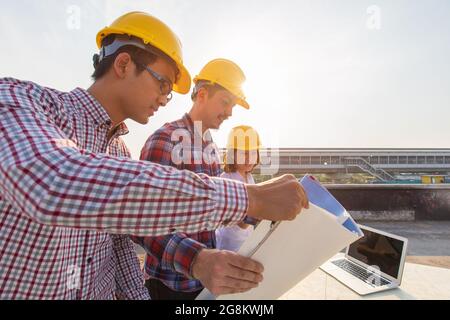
[0,79,249,299]
[132,114,223,292]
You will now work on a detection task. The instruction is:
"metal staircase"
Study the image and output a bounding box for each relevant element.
[343,157,395,182]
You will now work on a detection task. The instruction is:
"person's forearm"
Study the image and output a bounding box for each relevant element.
[1,148,249,236]
[131,233,206,278]
[1,108,248,236]
[164,235,207,278]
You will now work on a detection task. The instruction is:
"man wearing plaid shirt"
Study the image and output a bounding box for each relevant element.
[0,12,309,300]
[133,59,261,300]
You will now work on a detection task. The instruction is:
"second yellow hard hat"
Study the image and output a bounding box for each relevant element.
[194,59,250,109]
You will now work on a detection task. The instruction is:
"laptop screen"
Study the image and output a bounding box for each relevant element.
[347,228,405,279]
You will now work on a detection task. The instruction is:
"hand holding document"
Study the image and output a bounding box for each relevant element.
[246,174,309,221]
[197,175,363,300]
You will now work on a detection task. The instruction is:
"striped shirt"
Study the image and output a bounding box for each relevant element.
[0,78,249,299]
[133,114,258,292]
[132,114,222,292]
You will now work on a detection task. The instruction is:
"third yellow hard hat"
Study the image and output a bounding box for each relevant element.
[96,11,191,94]
[194,59,250,109]
[226,125,261,151]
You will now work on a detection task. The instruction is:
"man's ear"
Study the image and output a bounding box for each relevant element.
[113,52,133,79]
[196,87,209,102]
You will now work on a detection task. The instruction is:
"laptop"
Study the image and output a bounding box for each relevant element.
[320,225,408,295]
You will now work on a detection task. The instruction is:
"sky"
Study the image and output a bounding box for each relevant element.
[1,0,449,159]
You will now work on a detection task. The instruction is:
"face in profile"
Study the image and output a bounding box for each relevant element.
[122,56,177,125]
[203,89,237,130]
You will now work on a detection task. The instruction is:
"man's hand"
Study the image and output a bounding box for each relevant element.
[246,174,309,221]
[192,248,264,296]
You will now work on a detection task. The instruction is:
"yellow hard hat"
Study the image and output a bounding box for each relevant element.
[194,59,250,109]
[96,11,191,94]
[226,125,261,151]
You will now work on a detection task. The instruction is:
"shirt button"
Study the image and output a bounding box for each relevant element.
[170,228,177,233]
[223,219,231,226]
[87,257,93,264]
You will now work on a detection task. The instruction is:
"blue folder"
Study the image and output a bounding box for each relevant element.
[299,175,362,235]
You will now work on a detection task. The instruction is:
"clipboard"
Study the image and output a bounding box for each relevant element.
[196,174,363,300]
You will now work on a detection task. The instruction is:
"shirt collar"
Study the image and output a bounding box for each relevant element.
[109,122,130,137]
[71,88,129,136]
[181,113,212,142]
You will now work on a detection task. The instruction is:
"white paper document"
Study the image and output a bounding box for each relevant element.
[196,174,364,300]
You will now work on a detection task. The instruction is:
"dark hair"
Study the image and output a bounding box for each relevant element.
[191,81,225,101]
[92,34,179,81]
[223,149,260,173]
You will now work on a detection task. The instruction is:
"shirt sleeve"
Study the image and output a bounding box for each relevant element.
[220,172,259,226]
[132,130,207,278]
[111,234,150,300]
[140,129,175,166]
[130,233,206,279]
[0,79,248,237]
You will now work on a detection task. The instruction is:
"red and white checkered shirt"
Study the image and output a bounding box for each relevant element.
[0,78,249,299]
[132,114,223,292]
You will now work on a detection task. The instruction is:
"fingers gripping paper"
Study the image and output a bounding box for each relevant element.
[196,175,363,300]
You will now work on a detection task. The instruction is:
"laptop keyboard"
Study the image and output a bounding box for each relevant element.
[332,259,391,287]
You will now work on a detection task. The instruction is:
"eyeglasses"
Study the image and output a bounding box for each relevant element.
[142,64,174,102]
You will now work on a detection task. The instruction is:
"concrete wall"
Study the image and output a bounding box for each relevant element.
[326,184,450,221]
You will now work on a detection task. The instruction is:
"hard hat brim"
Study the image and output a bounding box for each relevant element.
[173,63,191,94]
[194,76,250,109]
[237,98,250,110]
